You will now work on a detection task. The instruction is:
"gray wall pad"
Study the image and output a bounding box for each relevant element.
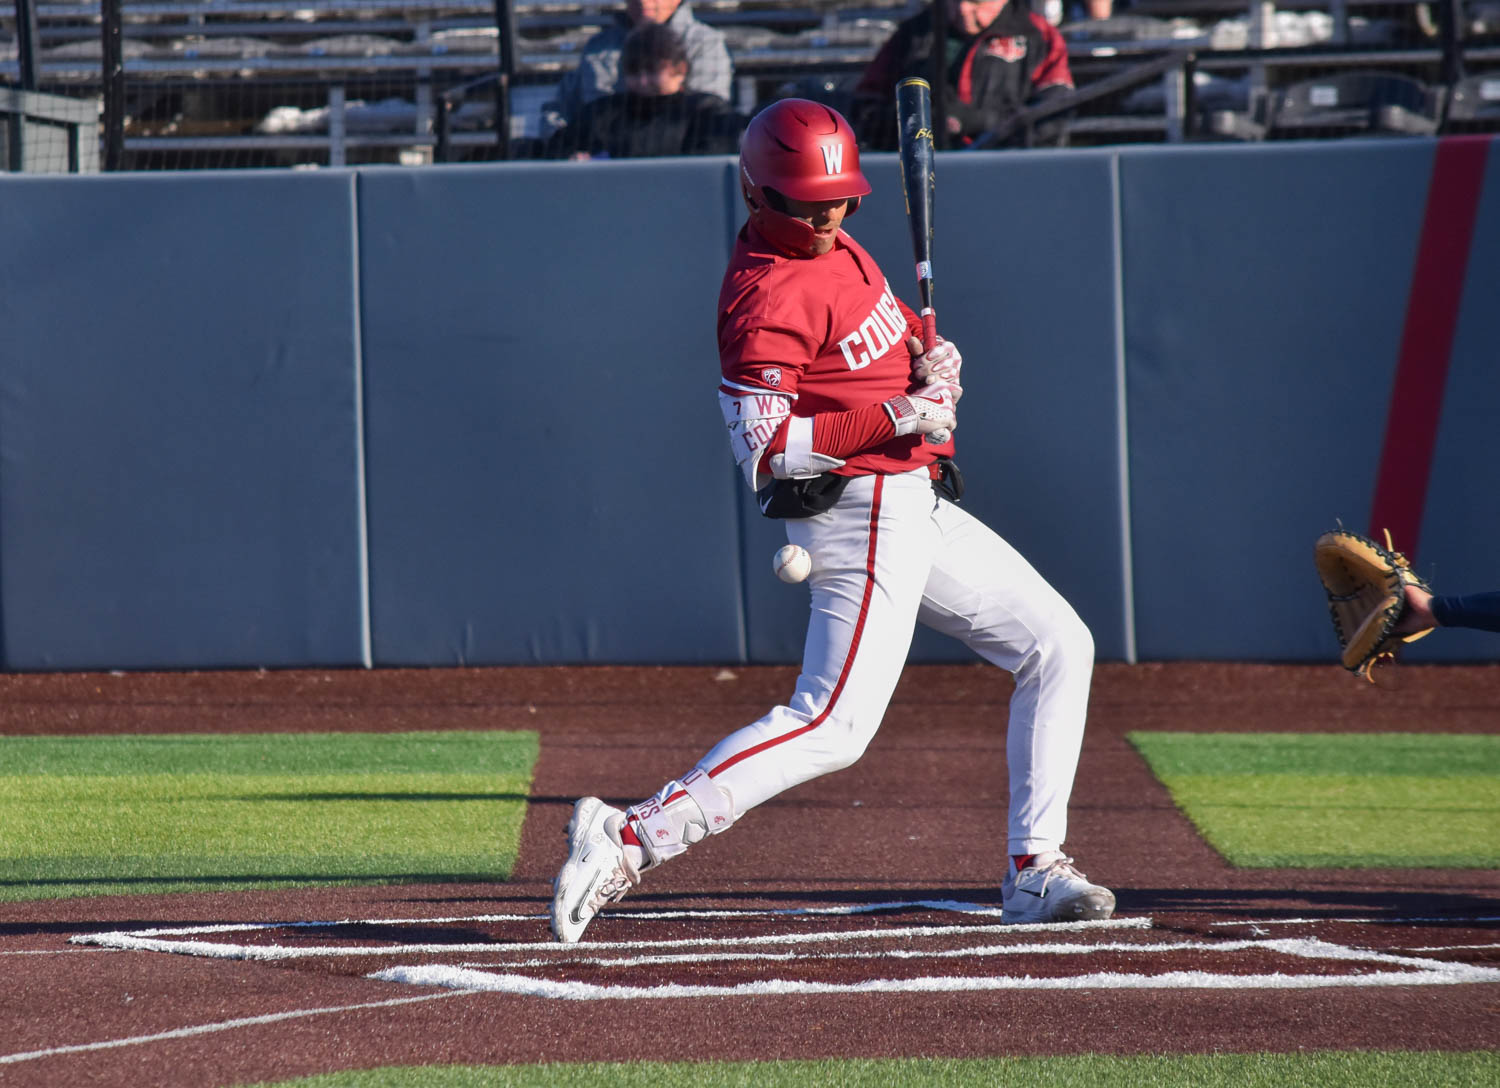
[1,138,1496,670]
[356,161,744,665]
[1120,140,1447,661]
[0,171,367,670]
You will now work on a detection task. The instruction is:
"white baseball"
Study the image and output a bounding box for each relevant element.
[773,544,812,584]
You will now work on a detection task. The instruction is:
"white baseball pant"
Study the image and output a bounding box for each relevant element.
[632,466,1094,862]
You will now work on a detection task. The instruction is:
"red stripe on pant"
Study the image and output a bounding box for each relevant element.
[629,476,884,822]
[627,474,882,822]
[707,477,884,779]
[1369,135,1492,557]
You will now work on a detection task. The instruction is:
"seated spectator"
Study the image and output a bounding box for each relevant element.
[851,0,1075,150]
[543,24,744,160]
[541,1,733,139]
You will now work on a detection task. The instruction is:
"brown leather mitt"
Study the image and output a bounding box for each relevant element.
[1314,528,1434,679]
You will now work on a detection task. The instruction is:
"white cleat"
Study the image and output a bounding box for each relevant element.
[550,797,640,943]
[1001,851,1116,924]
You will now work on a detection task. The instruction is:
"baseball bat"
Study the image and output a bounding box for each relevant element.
[895,77,947,443]
[896,76,937,354]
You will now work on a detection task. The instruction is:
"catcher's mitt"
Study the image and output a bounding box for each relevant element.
[1314,528,1434,679]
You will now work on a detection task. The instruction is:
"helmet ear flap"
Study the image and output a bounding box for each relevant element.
[846,196,861,216]
[740,168,764,216]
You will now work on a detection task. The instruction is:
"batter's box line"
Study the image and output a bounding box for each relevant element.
[62,899,1012,946]
[70,910,1152,962]
[370,942,1500,1002]
[450,935,1444,972]
[1209,914,1500,927]
[371,932,1500,1001]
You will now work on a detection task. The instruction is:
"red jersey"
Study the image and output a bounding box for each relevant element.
[718,222,952,476]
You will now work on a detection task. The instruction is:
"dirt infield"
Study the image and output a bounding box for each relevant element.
[1,663,1497,1087]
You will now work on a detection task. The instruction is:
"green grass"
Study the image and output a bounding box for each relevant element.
[0,731,537,901]
[249,1052,1500,1087]
[1127,732,1500,867]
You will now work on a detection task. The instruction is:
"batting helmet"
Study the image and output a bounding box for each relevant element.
[739,98,871,256]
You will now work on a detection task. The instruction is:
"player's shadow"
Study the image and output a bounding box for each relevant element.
[221,791,530,802]
[409,884,1006,909]
[1120,885,1500,919]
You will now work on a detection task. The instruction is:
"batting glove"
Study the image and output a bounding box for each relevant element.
[907,336,963,393]
[884,386,957,438]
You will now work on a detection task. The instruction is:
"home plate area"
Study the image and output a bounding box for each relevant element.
[72,901,1500,1000]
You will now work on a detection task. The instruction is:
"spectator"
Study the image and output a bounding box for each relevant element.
[543,24,744,160]
[541,1,733,138]
[851,0,1075,150]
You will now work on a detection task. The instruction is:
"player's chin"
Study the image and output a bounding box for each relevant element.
[808,234,837,255]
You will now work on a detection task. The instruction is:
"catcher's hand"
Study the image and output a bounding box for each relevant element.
[1314,528,1435,680]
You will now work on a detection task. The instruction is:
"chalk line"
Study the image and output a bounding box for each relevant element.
[0,990,471,1066]
[370,956,1500,1001]
[67,918,1146,960]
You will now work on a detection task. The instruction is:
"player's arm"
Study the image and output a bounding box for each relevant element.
[720,323,949,490]
[1431,590,1500,633]
[720,384,953,491]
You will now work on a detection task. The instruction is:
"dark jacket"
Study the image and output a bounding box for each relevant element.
[544,91,745,160]
[852,2,1074,149]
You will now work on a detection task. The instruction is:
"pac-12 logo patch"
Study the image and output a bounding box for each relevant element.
[761,367,782,387]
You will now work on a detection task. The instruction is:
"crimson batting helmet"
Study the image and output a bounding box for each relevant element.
[739,98,872,256]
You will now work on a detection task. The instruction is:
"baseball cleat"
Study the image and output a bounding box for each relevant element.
[1000,852,1116,924]
[550,796,640,943]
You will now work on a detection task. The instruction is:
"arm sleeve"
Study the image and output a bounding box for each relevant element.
[1430,592,1500,633]
[812,403,897,458]
[759,404,897,464]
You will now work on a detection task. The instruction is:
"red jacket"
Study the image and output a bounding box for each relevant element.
[852,1,1073,149]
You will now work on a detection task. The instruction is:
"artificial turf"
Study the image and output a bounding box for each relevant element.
[0,731,537,900]
[250,1051,1500,1087]
[1126,731,1500,867]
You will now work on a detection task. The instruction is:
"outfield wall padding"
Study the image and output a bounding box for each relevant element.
[0,172,369,670]
[0,137,1494,670]
[355,162,744,664]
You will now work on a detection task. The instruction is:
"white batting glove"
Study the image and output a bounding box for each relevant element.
[907,335,963,394]
[883,386,957,438]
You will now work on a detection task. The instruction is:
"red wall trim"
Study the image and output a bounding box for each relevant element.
[1369,135,1493,557]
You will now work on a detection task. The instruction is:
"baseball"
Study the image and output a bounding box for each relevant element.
[773,544,812,584]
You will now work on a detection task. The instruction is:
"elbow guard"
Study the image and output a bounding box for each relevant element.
[720,387,792,489]
[719,389,845,489]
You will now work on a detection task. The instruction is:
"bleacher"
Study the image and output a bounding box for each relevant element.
[2,0,1497,168]
[0,1,917,165]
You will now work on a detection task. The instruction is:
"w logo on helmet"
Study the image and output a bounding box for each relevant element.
[820,143,844,175]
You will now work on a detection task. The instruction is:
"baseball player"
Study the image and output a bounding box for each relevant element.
[551,98,1113,943]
